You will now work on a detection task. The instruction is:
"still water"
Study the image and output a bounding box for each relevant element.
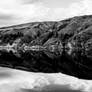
[21,85,83,92]
[0,67,86,92]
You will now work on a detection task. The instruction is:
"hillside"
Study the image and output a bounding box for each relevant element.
[0,15,92,79]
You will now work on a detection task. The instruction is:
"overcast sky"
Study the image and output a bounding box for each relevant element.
[0,0,92,27]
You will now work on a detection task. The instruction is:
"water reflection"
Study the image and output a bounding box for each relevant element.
[0,68,12,79]
[21,85,83,92]
[0,67,86,92]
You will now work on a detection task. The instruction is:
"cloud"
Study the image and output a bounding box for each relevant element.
[0,0,50,26]
[19,0,41,4]
[46,0,92,20]
[0,0,92,27]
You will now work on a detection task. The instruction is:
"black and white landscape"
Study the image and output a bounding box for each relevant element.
[0,15,92,92]
[1,0,92,92]
[0,15,92,79]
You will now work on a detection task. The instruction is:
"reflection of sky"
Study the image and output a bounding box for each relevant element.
[21,85,83,92]
[0,67,89,92]
[0,0,92,27]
